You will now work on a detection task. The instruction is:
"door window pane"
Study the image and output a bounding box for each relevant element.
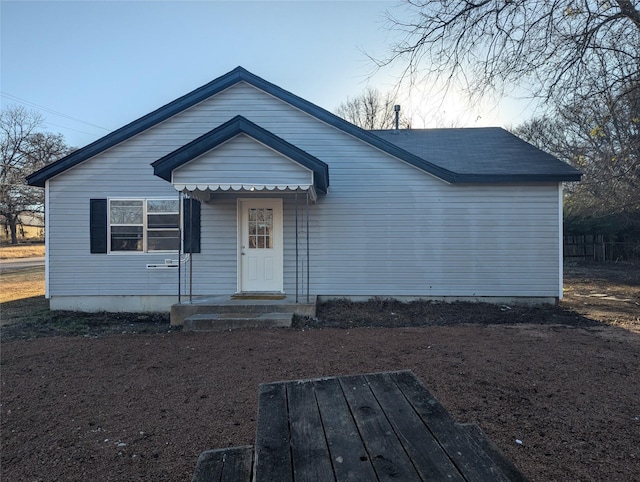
[248,208,273,249]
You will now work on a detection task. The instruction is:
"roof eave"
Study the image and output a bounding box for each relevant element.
[452,172,583,183]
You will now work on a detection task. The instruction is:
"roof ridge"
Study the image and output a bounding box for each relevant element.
[26,66,580,186]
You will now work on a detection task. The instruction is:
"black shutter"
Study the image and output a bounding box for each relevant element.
[90,199,108,253]
[183,198,201,254]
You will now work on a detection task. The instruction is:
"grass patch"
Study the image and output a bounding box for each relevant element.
[0,296,49,326]
[0,244,45,259]
[0,263,176,339]
[48,312,102,336]
[1,299,175,340]
[0,267,45,303]
[2,307,83,338]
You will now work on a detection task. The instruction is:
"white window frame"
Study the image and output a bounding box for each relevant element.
[108,198,180,254]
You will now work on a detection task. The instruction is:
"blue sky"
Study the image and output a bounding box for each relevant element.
[1,0,534,148]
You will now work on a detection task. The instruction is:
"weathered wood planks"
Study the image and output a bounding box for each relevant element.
[251,370,527,481]
[191,445,253,482]
[314,377,378,481]
[391,371,512,482]
[253,383,293,482]
[362,372,465,481]
[288,380,335,481]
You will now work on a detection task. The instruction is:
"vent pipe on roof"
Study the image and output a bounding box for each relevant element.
[394,105,401,131]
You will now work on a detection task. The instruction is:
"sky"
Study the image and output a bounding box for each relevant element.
[1,0,536,149]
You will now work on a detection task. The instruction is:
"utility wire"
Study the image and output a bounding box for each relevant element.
[44,121,103,137]
[1,92,111,131]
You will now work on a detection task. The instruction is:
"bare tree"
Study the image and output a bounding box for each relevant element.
[514,78,640,228]
[378,1,640,105]
[335,87,409,130]
[379,1,640,234]
[0,106,71,244]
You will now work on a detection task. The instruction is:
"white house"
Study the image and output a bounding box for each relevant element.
[27,66,581,314]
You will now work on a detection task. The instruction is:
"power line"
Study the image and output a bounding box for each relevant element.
[43,121,103,138]
[1,92,111,131]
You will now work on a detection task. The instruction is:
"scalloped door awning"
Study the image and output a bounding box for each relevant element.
[172,182,317,201]
[152,116,329,201]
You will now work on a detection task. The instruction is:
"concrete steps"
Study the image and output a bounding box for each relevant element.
[172,295,316,330]
[184,312,293,331]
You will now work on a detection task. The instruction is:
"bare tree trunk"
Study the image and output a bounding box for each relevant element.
[6,214,19,244]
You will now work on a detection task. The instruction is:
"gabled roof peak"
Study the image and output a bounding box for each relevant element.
[152,115,329,193]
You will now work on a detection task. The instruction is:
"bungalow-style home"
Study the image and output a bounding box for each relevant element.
[27,66,581,317]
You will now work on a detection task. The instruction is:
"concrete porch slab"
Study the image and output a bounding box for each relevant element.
[171,294,316,326]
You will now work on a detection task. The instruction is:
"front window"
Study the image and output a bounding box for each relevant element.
[109,199,179,253]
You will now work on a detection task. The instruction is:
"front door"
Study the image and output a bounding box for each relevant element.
[238,199,283,293]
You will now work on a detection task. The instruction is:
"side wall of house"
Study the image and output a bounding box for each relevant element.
[46,81,561,311]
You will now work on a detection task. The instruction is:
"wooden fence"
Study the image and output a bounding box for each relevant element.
[564,234,640,261]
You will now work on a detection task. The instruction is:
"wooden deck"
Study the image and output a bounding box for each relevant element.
[193,370,527,481]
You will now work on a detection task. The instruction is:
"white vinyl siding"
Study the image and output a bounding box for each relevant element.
[306,184,560,297]
[172,133,313,186]
[47,166,180,297]
[46,81,562,305]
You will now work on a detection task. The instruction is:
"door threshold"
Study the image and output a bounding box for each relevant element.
[232,292,287,300]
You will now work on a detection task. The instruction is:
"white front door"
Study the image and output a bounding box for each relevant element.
[238,199,283,293]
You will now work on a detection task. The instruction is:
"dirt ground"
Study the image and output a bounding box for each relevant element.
[1,262,639,481]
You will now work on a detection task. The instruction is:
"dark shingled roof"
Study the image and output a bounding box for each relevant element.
[373,128,581,183]
[27,66,581,187]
